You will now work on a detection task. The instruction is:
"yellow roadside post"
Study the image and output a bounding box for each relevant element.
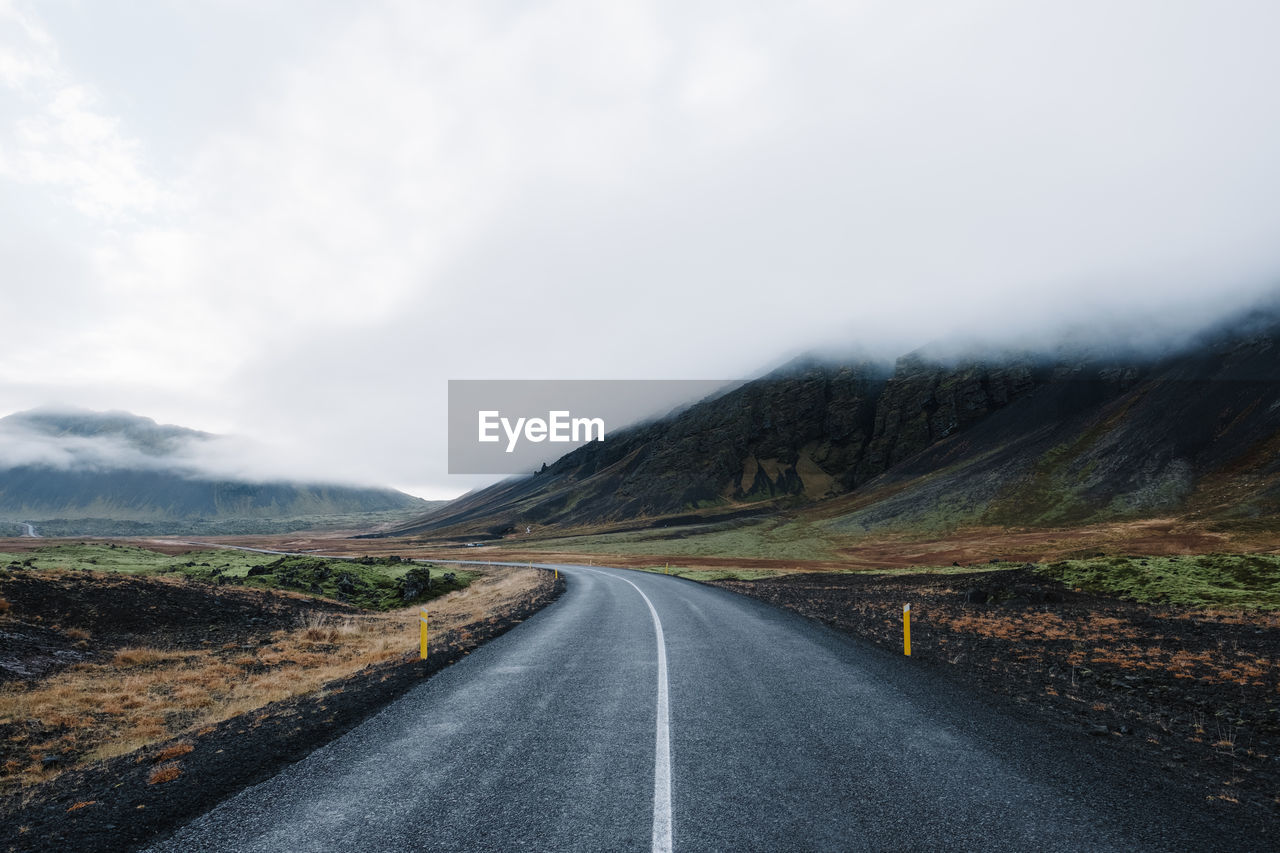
[419,608,428,659]
[903,604,911,656]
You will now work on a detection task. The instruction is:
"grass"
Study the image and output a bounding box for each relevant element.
[648,552,1280,610]
[982,404,1135,528]
[0,565,545,793]
[4,506,443,539]
[627,561,1020,583]
[0,543,263,575]
[861,562,1029,577]
[231,556,475,610]
[509,517,842,561]
[630,565,801,582]
[817,457,1003,537]
[1036,553,1280,610]
[930,608,1279,687]
[0,544,478,611]
[147,763,182,785]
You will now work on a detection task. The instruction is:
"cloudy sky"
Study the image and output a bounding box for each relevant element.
[2,0,1280,498]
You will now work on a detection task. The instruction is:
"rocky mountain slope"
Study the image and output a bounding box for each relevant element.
[394,310,1280,539]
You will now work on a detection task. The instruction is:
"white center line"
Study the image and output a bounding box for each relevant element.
[584,568,673,853]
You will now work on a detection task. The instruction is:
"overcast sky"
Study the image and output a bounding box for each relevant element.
[2,0,1280,498]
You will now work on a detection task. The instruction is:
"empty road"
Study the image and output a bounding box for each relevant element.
[18,522,37,537]
[145,563,1262,852]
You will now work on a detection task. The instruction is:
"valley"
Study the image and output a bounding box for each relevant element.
[4,317,1280,849]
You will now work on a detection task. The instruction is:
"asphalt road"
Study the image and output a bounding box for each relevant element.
[144,563,1259,852]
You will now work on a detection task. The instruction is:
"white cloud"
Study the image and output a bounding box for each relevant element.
[0,5,167,221]
[0,407,385,485]
[0,0,50,88]
[2,0,1280,499]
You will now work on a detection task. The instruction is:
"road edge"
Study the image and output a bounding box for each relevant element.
[0,571,567,853]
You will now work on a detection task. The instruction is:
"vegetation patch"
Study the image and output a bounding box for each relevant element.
[629,561,1025,583]
[1036,554,1280,610]
[234,556,471,610]
[8,508,437,538]
[513,518,841,562]
[0,566,563,853]
[0,560,548,801]
[0,544,477,610]
[862,562,1029,577]
[632,565,800,582]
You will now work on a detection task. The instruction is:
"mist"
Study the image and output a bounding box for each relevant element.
[0,408,398,489]
[2,1,1280,498]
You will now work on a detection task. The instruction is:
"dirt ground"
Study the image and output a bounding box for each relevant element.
[0,569,351,683]
[161,517,1263,572]
[709,567,1280,819]
[0,565,562,853]
[0,516,1267,571]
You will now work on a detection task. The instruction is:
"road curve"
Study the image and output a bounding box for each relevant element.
[18,522,37,537]
[144,564,1262,852]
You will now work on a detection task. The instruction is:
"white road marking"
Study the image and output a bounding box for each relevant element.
[146,550,675,847]
[584,568,674,853]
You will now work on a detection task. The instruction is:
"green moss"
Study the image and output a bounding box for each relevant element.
[510,518,840,561]
[0,543,240,574]
[983,403,1137,527]
[7,508,436,538]
[984,440,1093,527]
[628,562,1019,582]
[0,544,476,611]
[231,556,473,610]
[631,565,800,581]
[1036,554,1280,610]
[612,554,1280,610]
[863,563,1025,577]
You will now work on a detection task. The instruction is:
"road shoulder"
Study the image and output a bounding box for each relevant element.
[0,572,564,853]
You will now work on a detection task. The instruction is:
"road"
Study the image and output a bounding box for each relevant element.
[145,563,1255,852]
[18,522,37,537]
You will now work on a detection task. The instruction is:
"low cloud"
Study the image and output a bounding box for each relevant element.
[3,2,1280,498]
[0,408,390,488]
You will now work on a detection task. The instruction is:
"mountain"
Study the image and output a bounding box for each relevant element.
[0,409,431,533]
[391,310,1280,539]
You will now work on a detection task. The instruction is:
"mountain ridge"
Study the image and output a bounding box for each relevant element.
[0,408,429,530]
[389,310,1280,539]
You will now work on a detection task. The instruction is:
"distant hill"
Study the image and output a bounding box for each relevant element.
[391,309,1280,539]
[0,409,433,534]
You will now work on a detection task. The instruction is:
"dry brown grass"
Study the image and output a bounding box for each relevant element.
[930,609,1280,688]
[298,612,363,644]
[0,566,544,793]
[147,762,182,785]
[154,742,194,762]
[112,647,191,668]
